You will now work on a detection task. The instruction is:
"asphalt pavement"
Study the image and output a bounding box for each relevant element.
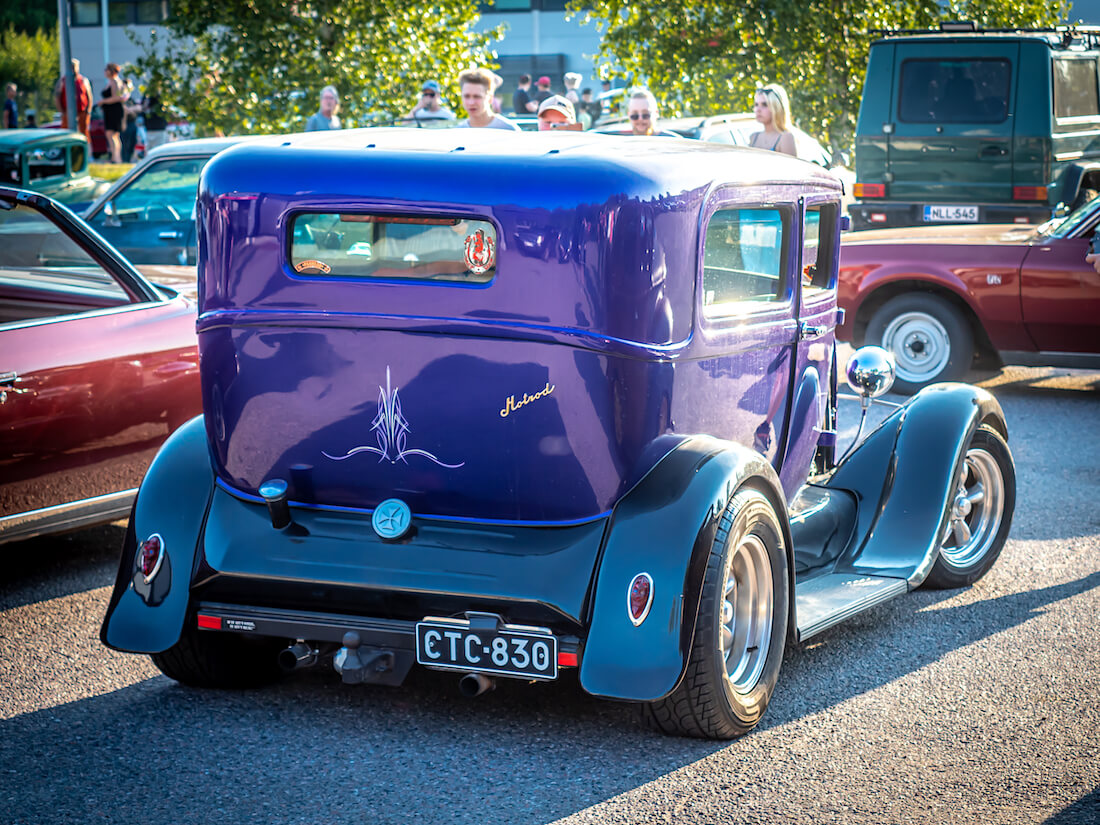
[1,365,1097,825]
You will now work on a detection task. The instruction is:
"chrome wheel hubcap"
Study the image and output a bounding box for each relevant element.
[721,532,773,694]
[941,447,1005,568]
[882,311,951,383]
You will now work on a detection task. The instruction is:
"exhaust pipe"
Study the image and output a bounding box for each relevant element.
[458,672,496,697]
[278,642,319,672]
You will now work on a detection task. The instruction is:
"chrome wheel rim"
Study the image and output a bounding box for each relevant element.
[941,447,1005,569]
[881,311,951,384]
[721,532,773,694]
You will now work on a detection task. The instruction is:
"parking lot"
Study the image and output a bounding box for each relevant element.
[2,365,1097,825]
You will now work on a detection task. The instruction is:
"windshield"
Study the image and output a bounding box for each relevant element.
[1034,193,1100,238]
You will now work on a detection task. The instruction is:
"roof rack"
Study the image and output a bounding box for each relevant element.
[869,22,1100,49]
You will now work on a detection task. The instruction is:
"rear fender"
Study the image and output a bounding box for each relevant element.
[100,415,214,653]
[825,383,1008,585]
[579,436,790,702]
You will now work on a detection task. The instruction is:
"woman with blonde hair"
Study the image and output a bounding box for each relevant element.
[750,83,797,157]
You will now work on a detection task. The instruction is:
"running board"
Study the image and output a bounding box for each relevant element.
[795,573,908,641]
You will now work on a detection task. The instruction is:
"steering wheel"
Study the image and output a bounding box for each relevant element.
[142,203,181,222]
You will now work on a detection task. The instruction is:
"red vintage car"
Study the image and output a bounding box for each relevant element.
[837,200,1100,393]
[0,186,199,545]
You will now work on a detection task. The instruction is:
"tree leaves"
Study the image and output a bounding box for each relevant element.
[127,0,504,136]
[574,0,1067,155]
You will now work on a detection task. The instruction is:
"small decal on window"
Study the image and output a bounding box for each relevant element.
[464,229,495,275]
[295,259,332,274]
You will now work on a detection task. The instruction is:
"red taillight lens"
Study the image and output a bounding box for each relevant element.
[628,573,653,626]
[197,614,222,630]
[870,213,888,223]
[139,534,164,580]
[557,651,578,667]
[854,183,885,198]
[1013,185,1047,201]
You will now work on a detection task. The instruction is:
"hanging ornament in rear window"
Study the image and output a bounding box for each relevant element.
[464,228,495,275]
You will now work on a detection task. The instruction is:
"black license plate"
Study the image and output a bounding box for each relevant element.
[415,619,558,680]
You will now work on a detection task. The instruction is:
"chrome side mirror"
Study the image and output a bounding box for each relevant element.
[846,346,896,406]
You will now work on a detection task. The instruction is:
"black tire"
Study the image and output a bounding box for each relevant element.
[865,293,974,394]
[924,426,1015,589]
[639,488,789,739]
[152,625,284,689]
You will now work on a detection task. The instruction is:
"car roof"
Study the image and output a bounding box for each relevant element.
[204,127,841,207]
[0,129,88,150]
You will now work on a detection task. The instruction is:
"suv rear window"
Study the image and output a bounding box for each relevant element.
[290,213,496,283]
[1054,58,1100,120]
[898,58,1010,123]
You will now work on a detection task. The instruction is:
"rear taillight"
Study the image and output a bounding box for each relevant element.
[138,534,165,583]
[1013,185,1047,201]
[628,573,654,626]
[854,183,885,198]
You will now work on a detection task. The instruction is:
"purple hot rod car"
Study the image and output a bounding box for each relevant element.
[101,130,1015,739]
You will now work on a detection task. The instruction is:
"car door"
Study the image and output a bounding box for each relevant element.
[695,196,800,495]
[888,42,1017,210]
[87,155,208,265]
[1018,232,1100,353]
[0,188,200,530]
[782,197,840,482]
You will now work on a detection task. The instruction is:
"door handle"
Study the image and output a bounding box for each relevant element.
[0,371,28,404]
[159,230,182,240]
[800,322,828,339]
[980,145,1008,157]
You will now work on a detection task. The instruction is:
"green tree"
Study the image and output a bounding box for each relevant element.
[127,0,503,136]
[572,0,1067,155]
[0,5,57,35]
[0,27,61,124]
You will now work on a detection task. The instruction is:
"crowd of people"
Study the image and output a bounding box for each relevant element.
[2,58,168,164]
[300,69,801,154]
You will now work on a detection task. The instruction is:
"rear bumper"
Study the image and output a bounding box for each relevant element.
[849,200,1054,230]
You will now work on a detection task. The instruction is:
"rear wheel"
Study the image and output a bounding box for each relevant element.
[866,293,974,394]
[924,426,1015,589]
[152,625,284,688]
[639,488,789,739]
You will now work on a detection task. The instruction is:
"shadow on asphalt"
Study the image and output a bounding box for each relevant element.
[3,568,1098,825]
[1043,785,1100,825]
[0,523,124,611]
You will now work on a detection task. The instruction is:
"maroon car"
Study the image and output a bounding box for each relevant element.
[837,200,1100,393]
[0,186,200,545]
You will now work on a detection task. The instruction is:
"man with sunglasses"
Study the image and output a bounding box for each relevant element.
[627,87,660,136]
[407,80,456,122]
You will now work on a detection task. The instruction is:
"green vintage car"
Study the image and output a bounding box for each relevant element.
[0,130,111,213]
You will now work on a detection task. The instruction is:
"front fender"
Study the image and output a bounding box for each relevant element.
[579,436,790,702]
[100,415,215,653]
[826,383,1007,585]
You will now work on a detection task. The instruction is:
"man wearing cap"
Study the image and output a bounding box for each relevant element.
[537,95,577,131]
[532,76,553,109]
[407,80,456,121]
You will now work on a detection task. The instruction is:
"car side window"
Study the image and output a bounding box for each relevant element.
[801,203,838,293]
[702,207,786,314]
[0,202,129,326]
[107,158,205,224]
[70,143,87,174]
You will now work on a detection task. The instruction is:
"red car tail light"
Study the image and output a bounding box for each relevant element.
[628,573,654,626]
[854,183,885,198]
[1013,185,1047,201]
[197,614,223,630]
[138,534,165,584]
[557,651,578,667]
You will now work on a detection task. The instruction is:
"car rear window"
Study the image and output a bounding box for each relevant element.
[1054,58,1100,120]
[898,58,1010,124]
[702,208,786,313]
[290,213,497,283]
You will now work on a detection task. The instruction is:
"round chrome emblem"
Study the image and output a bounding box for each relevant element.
[372,498,412,540]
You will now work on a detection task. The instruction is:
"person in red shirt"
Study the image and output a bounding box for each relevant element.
[53,59,93,142]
